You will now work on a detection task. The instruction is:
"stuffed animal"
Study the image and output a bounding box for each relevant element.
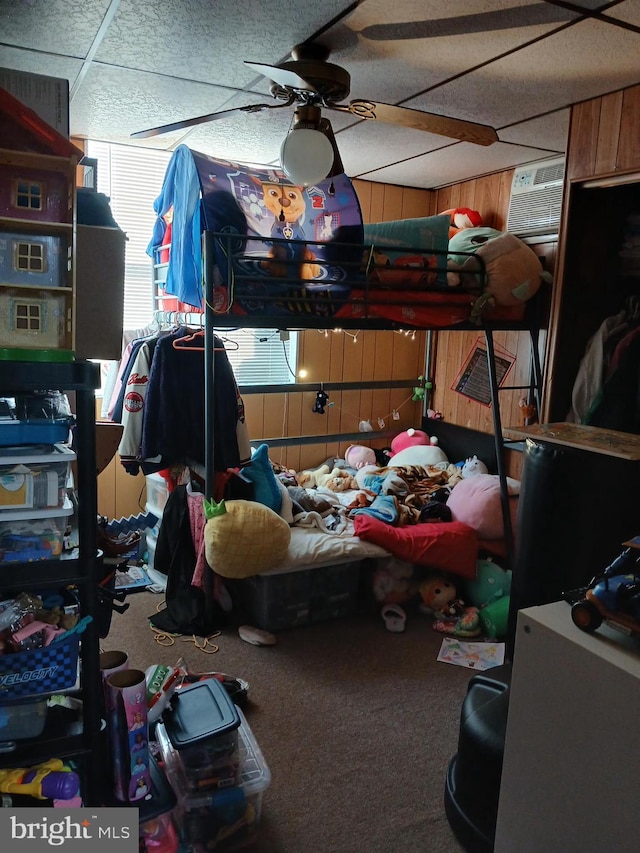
[298,464,330,489]
[344,444,377,470]
[461,455,489,477]
[313,389,329,414]
[440,207,483,240]
[390,431,449,468]
[418,574,459,618]
[463,558,513,609]
[390,428,429,455]
[446,227,547,318]
[372,559,416,605]
[319,468,359,492]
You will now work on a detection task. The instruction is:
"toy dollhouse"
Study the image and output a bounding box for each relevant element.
[0,86,83,360]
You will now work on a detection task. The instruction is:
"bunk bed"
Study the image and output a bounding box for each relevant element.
[146,146,547,624]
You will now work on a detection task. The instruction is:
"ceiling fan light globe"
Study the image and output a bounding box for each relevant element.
[280,128,334,187]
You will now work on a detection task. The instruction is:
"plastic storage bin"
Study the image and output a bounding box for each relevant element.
[0,443,75,510]
[157,678,241,793]
[146,472,169,515]
[163,708,270,853]
[0,496,74,561]
[236,560,362,631]
[0,699,48,748]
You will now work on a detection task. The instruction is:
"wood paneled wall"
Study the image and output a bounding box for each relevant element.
[566,84,640,181]
[429,172,554,478]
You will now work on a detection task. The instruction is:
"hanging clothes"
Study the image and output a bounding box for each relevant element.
[132,327,250,475]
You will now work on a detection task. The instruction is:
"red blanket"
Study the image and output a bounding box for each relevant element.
[353,516,478,580]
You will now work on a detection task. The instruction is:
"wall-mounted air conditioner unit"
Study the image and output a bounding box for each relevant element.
[507,157,565,238]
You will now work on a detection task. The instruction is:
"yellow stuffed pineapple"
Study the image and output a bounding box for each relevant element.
[204,498,290,578]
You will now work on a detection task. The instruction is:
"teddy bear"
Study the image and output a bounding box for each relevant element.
[297,464,331,489]
[319,468,359,492]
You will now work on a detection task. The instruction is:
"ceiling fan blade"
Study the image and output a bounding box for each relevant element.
[359,5,573,41]
[130,101,289,139]
[244,61,319,93]
[330,100,498,146]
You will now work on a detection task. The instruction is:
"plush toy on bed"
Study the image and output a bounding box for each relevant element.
[344,444,377,470]
[461,455,489,477]
[203,497,290,578]
[439,207,483,240]
[389,428,449,468]
[320,468,359,492]
[446,226,548,318]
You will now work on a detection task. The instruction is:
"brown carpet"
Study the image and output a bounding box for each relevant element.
[102,590,472,852]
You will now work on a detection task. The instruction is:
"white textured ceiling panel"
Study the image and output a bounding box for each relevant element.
[499,109,570,152]
[326,0,580,104]
[406,17,640,130]
[2,1,640,188]
[0,0,112,56]
[69,64,256,144]
[603,0,640,26]
[367,141,554,189]
[94,0,356,86]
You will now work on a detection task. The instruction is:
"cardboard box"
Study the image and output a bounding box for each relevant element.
[75,225,125,359]
[0,67,69,137]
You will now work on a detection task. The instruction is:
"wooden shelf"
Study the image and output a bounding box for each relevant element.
[503,421,640,460]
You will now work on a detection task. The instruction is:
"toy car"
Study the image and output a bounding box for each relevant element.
[570,538,640,637]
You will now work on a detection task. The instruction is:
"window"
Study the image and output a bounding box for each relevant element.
[15,179,43,210]
[14,301,42,332]
[15,241,46,273]
[86,140,297,385]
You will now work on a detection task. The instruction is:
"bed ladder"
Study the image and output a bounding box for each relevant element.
[485,325,544,569]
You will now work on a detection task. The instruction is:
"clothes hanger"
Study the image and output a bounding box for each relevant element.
[172,328,239,352]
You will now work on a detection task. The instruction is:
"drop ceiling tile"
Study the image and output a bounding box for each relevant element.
[405,18,640,131]
[324,0,579,104]
[333,120,454,177]
[69,64,260,145]
[604,0,640,26]
[498,109,569,152]
[181,107,295,166]
[362,142,555,190]
[0,0,112,56]
[94,0,356,86]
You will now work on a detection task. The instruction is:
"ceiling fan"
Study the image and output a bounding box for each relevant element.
[131,43,498,183]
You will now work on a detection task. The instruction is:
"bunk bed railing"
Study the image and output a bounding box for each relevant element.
[153,230,492,327]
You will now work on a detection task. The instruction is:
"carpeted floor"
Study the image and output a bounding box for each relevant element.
[102,590,472,852]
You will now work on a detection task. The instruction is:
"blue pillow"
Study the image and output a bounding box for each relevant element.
[243,444,282,513]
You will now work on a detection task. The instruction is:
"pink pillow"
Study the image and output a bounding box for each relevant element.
[446,475,518,540]
[353,516,478,580]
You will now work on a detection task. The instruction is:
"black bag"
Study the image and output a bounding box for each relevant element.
[149,485,228,636]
